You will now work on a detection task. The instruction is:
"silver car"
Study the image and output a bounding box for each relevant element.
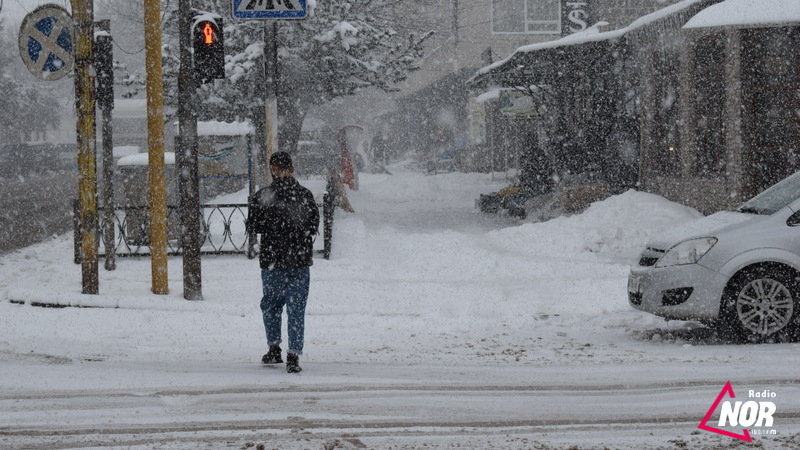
[629,171,800,340]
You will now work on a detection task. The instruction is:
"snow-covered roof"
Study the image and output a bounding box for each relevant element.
[191,10,223,31]
[473,23,621,78]
[197,120,253,137]
[117,152,176,167]
[475,88,502,103]
[683,0,800,29]
[473,0,707,79]
[474,86,548,103]
[113,146,140,159]
[114,99,148,119]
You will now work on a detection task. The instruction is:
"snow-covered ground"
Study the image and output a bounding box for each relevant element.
[2,161,800,449]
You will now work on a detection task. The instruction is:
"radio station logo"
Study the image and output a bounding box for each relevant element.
[698,381,778,441]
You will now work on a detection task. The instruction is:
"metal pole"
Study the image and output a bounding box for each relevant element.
[323,191,333,259]
[144,0,169,295]
[178,3,202,300]
[264,21,279,185]
[96,19,116,271]
[247,135,257,260]
[71,0,99,294]
[451,0,458,45]
[73,199,81,265]
[100,82,115,271]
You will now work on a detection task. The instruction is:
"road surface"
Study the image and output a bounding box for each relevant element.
[2,361,800,449]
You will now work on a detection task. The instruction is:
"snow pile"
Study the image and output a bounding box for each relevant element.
[506,190,704,259]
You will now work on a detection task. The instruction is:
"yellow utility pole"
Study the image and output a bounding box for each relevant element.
[71,0,99,294]
[144,0,169,294]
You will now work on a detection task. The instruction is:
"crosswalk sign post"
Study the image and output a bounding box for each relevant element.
[231,0,307,187]
[232,0,307,20]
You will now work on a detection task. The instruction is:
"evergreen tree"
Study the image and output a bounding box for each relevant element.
[161,0,433,151]
[0,20,62,144]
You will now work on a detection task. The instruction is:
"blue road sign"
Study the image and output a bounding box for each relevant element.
[232,0,307,19]
[18,5,74,81]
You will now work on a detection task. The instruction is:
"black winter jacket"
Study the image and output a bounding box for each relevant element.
[247,176,320,270]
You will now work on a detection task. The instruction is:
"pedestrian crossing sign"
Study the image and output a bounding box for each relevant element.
[232,0,307,19]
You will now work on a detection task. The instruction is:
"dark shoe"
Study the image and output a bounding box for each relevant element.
[286,353,302,373]
[261,345,283,364]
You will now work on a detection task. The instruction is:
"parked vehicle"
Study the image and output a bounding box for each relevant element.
[628,170,800,341]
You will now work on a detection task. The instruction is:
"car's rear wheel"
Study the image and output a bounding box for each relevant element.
[722,267,799,341]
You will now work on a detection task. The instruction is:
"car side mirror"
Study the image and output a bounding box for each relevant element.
[788,210,800,227]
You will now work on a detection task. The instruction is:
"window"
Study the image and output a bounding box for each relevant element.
[652,51,682,175]
[493,0,560,34]
[692,35,726,176]
[741,27,800,196]
[743,27,799,150]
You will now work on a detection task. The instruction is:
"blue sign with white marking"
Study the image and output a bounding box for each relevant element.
[18,5,74,81]
[232,0,307,19]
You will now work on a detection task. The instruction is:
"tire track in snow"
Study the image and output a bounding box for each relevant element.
[3,381,800,448]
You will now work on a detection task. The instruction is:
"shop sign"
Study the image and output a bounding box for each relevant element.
[499,90,541,120]
[562,1,595,36]
[198,136,248,178]
[468,98,486,146]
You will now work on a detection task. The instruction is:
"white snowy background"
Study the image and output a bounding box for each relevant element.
[2,162,800,449]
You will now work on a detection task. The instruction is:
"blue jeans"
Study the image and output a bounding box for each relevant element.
[260,267,310,355]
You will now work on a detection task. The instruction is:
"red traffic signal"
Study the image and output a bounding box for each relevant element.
[202,23,215,44]
[193,18,224,82]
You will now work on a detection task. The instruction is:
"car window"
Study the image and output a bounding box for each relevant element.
[737,171,800,215]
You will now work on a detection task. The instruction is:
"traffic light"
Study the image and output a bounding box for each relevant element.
[193,18,224,83]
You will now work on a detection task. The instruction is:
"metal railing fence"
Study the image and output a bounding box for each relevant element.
[73,192,334,263]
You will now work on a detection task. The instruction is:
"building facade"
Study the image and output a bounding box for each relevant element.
[470,0,800,214]
[390,0,688,169]
[399,0,685,93]
[652,0,800,212]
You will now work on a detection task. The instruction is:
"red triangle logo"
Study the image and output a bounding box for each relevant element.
[697,381,752,442]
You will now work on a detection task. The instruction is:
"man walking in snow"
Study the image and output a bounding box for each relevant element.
[247,152,320,373]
